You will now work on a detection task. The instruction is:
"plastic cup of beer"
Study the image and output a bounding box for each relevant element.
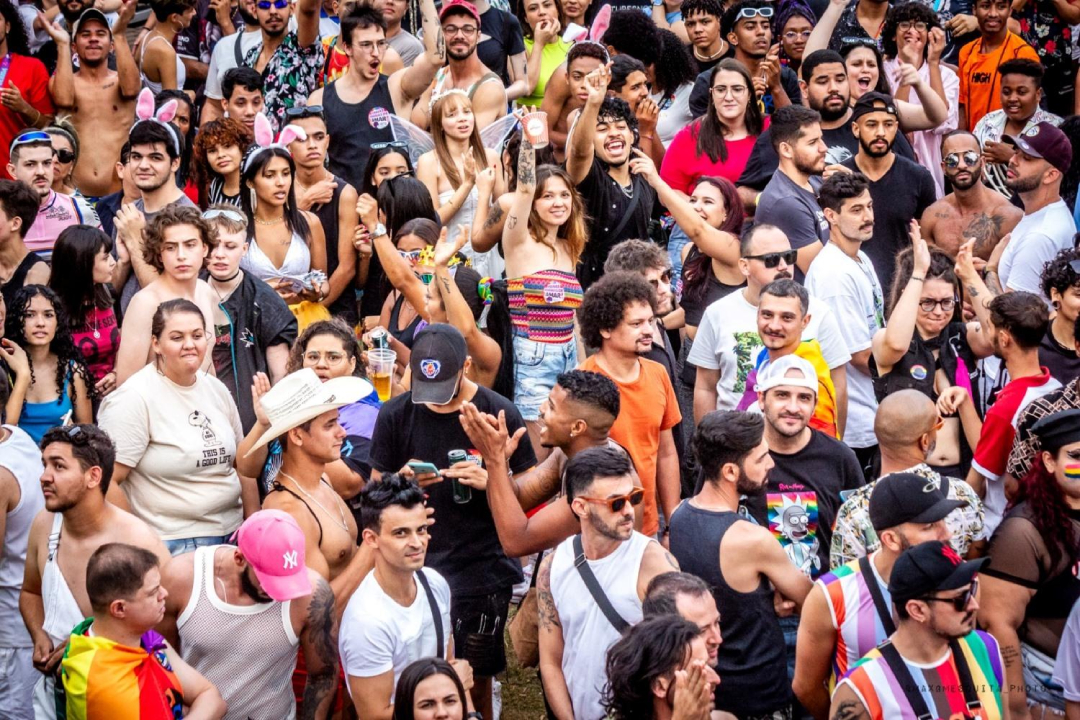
[368,348,396,402]
[522,111,550,149]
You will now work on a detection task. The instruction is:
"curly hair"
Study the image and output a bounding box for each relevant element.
[886,245,957,320]
[557,369,621,421]
[578,271,657,349]
[1016,454,1080,570]
[191,118,253,208]
[682,0,724,20]
[143,204,216,274]
[1041,247,1080,300]
[604,239,670,276]
[603,615,701,720]
[6,285,95,404]
[882,1,941,59]
[602,9,661,67]
[652,29,697,97]
[286,319,365,377]
[0,0,30,55]
[359,472,425,531]
[597,96,640,145]
[682,176,745,304]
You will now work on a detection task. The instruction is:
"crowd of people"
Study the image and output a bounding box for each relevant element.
[2,0,1080,717]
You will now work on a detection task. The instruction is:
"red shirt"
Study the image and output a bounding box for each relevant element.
[0,54,54,179]
[659,116,769,195]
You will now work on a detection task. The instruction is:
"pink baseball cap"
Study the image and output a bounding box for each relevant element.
[440,0,480,23]
[236,509,312,602]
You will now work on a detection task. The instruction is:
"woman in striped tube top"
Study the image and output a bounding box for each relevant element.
[487,131,587,458]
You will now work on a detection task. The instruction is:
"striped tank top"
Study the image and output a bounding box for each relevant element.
[839,630,1005,720]
[817,553,894,686]
[507,270,583,344]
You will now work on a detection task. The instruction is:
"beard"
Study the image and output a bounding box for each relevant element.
[859,135,894,158]
[793,155,824,176]
[135,173,171,193]
[812,94,849,122]
[446,44,475,62]
[587,508,633,541]
[1005,173,1041,193]
[735,466,766,496]
[241,566,274,603]
[949,169,981,190]
[239,5,259,25]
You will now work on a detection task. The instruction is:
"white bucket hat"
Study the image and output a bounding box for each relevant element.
[244,368,373,456]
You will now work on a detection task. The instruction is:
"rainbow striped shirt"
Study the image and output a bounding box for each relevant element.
[818,554,895,687]
[839,630,1005,720]
[507,270,583,344]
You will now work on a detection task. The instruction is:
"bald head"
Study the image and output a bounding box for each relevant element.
[875,390,938,451]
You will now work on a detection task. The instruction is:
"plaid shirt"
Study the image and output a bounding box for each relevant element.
[829,464,987,569]
[1007,378,1080,481]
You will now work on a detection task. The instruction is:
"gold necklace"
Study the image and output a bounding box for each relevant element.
[254,215,285,226]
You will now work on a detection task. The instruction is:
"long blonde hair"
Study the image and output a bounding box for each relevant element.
[431,92,488,190]
[529,166,588,266]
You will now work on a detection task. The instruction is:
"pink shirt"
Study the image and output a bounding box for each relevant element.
[71,305,118,381]
[659,117,769,195]
[884,57,959,199]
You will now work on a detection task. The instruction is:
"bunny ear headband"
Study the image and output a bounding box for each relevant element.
[241,113,308,173]
[562,3,611,60]
[131,88,182,157]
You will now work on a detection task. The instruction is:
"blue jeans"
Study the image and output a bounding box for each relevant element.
[164,534,232,557]
[512,336,578,421]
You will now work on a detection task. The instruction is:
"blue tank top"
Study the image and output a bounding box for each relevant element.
[19,365,74,444]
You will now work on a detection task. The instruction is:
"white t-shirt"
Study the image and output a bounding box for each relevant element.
[339,568,452,700]
[98,364,244,540]
[687,289,852,412]
[204,29,268,100]
[999,199,1076,301]
[805,242,885,448]
[651,83,694,148]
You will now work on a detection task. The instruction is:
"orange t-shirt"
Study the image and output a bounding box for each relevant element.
[578,355,681,536]
[958,32,1040,130]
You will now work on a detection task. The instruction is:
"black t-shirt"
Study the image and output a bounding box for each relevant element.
[476,7,526,85]
[693,53,723,77]
[1039,326,1080,385]
[840,154,937,294]
[369,387,536,595]
[689,64,803,118]
[742,430,865,577]
[737,119,918,190]
[574,157,658,289]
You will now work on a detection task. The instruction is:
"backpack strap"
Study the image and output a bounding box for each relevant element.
[416,570,444,659]
[878,640,934,720]
[860,555,897,636]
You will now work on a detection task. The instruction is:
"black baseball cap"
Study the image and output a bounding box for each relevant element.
[869,472,968,532]
[1031,408,1080,453]
[888,540,988,604]
[410,324,467,406]
[850,91,898,124]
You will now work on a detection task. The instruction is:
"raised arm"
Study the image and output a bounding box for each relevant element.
[358,193,429,319]
[470,167,505,253]
[540,66,571,152]
[871,221,928,372]
[566,62,610,185]
[893,62,948,132]
[435,227,502,377]
[503,133,536,254]
[113,0,142,100]
[43,17,74,109]
[324,184,359,309]
[804,0,845,58]
[296,0,322,48]
[505,51,532,101]
[393,0,443,104]
[525,21,560,97]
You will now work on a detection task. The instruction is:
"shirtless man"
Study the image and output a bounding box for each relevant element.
[238,368,376,616]
[411,0,506,130]
[20,424,170,720]
[920,130,1023,260]
[113,205,216,385]
[539,42,607,160]
[47,1,140,199]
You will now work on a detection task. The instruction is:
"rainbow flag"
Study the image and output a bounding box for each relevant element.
[1065,464,1080,480]
[58,618,183,720]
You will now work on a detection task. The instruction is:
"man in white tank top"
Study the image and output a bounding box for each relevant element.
[20,424,171,720]
[535,446,679,720]
[0,424,45,718]
[156,509,337,720]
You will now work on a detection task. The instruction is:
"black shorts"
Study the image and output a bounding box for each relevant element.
[450,587,512,677]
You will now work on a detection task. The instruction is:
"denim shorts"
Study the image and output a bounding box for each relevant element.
[513,335,578,421]
[164,534,232,557]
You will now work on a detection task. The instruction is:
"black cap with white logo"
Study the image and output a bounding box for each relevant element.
[869,471,968,532]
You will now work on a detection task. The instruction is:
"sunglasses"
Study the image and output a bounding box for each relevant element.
[736,6,773,20]
[576,488,646,513]
[399,249,422,264]
[371,140,409,151]
[9,130,51,154]
[286,104,323,117]
[943,151,980,169]
[918,297,957,313]
[257,0,289,8]
[647,269,673,289]
[920,577,979,612]
[55,149,75,164]
[1069,259,1080,275]
[203,208,245,222]
[745,249,797,268]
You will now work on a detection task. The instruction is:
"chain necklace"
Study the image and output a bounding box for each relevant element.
[254,215,285,226]
[280,471,351,533]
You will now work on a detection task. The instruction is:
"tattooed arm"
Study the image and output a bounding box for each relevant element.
[829,683,870,720]
[502,136,536,255]
[537,552,574,720]
[638,540,681,598]
[472,194,510,253]
[299,575,339,720]
[979,573,1035,720]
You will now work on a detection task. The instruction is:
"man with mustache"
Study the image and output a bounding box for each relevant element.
[920,130,1023,260]
[841,91,937,294]
[806,171,884,462]
[829,540,1002,720]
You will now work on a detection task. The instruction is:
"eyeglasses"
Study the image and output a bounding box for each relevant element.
[783,29,812,40]
[304,350,349,366]
[256,0,289,9]
[943,151,980,169]
[203,208,245,222]
[897,20,929,32]
[355,39,390,53]
[918,297,956,313]
[55,149,75,164]
[920,577,979,612]
[443,24,478,36]
[9,130,51,154]
[371,140,409,151]
[745,249,797,268]
[711,84,749,97]
[285,104,323,118]
[735,6,773,20]
[576,488,646,513]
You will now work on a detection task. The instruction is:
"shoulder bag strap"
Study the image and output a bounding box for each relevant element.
[949,638,984,713]
[573,534,629,633]
[859,555,897,636]
[878,640,935,720]
[416,570,444,659]
[606,181,642,243]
